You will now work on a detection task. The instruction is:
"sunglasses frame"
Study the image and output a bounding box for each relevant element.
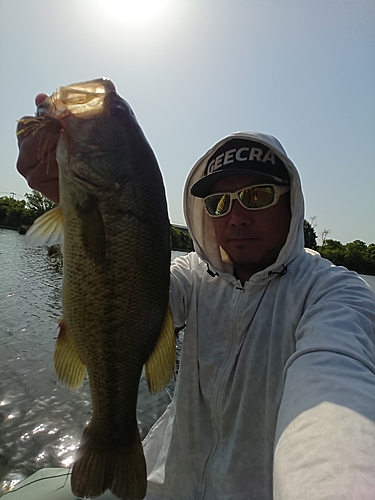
[204,183,290,217]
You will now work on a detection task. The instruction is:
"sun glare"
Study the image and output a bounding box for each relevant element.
[95,0,171,26]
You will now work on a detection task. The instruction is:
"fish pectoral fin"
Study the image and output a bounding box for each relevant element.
[145,305,176,395]
[24,205,64,247]
[54,318,86,390]
[78,195,106,265]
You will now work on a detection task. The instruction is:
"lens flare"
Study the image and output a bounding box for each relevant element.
[95,0,171,26]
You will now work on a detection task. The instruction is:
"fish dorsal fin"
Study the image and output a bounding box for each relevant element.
[145,305,176,395]
[24,206,64,247]
[54,318,87,390]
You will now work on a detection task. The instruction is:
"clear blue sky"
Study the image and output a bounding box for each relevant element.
[1,0,374,244]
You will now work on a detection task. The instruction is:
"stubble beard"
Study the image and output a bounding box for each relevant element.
[231,247,281,279]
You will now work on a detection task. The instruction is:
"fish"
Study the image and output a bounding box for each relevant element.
[21,78,176,500]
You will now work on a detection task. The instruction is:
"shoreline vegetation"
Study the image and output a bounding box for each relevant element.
[0,191,194,253]
[1,193,374,274]
[0,223,194,253]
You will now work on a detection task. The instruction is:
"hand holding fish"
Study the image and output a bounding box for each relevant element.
[16,93,60,204]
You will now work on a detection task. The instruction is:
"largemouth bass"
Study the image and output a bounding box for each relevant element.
[21,78,175,500]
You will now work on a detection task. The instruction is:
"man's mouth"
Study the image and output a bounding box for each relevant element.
[227,233,259,240]
[227,236,259,244]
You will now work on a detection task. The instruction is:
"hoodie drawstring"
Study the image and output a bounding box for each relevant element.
[268,264,288,277]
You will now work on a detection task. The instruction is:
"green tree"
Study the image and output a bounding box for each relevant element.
[367,244,375,261]
[25,190,56,219]
[170,225,193,251]
[318,239,375,275]
[345,239,367,256]
[344,240,370,274]
[303,220,317,249]
[318,239,346,267]
[0,196,32,228]
[0,191,55,230]
[324,239,344,250]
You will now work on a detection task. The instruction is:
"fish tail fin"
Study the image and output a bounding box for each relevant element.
[71,425,147,500]
[145,304,176,395]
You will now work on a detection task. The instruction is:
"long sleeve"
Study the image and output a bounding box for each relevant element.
[274,273,375,499]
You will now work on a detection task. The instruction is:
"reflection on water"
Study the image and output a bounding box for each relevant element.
[0,229,178,495]
[1,229,374,496]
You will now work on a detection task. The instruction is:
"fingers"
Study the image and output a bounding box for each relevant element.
[16,115,60,204]
[35,93,48,107]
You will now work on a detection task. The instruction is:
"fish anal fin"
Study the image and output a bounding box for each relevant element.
[145,305,176,395]
[54,318,86,390]
[71,425,146,500]
[24,205,64,247]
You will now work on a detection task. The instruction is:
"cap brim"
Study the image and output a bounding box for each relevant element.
[190,169,289,198]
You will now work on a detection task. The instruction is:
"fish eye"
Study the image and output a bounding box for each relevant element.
[109,105,129,119]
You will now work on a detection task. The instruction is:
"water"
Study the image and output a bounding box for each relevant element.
[0,229,183,495]
[1,229,374,495]
[362,273,375,291]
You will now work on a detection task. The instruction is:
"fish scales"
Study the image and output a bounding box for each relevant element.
[22,78,176,500]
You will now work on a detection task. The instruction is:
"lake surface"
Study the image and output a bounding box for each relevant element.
[0,228,374,495]
[0,229,184,495]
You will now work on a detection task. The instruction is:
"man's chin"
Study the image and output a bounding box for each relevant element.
[230,253,277,274]
[226,245,263,266]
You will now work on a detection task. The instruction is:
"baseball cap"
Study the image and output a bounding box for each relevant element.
[191,138,290,198]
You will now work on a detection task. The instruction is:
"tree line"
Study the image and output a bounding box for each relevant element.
[1,194,373,274]
[0,192,194,252]
[0,192,55,230]
[303,219,374,275]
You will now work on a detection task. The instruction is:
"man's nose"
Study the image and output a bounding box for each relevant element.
[227,200,253,225]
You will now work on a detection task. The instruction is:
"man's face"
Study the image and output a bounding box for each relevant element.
[211,175,291,279]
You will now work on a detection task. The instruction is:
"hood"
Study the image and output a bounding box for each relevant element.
[183,131,305,282]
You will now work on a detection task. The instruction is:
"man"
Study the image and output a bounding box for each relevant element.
[17,112,375,499]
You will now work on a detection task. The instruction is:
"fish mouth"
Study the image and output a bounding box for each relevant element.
[37,78,117,120]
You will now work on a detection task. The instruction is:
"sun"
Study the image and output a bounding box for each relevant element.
[95,0,171,26]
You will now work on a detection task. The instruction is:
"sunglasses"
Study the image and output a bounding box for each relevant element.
[204,184,290,217]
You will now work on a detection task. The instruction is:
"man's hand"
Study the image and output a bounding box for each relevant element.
[16,94,60,204]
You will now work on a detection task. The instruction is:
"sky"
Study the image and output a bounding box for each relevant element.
[0,0,374,244]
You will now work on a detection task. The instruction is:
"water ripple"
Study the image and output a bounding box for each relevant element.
[0,229,182,495]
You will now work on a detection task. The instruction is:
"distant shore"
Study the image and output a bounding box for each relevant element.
[0,223,194,252]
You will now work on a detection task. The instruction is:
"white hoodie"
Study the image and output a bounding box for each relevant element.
[144,132,375,500]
